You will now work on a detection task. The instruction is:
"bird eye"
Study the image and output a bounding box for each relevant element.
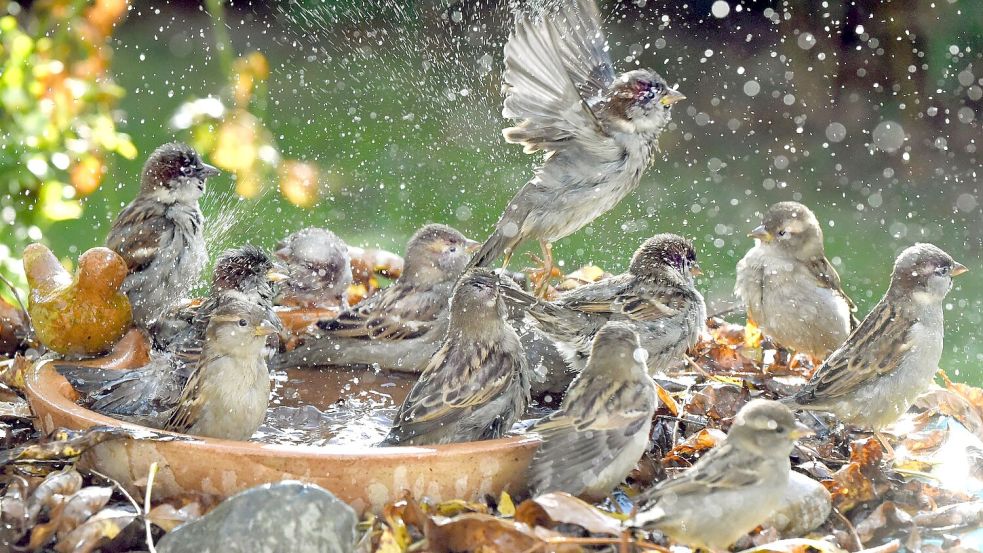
[935,265,950,276]
[776,426,786,434]
[180,165,194,176]
[778,229,789,238]
[448,246,457,253]
[238,318,248,327]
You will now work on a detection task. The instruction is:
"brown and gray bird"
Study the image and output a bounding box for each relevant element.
[735,201,857,360]
[274,224,478,372]
[783,243,967,430]
[502,234,706,375]
[58,246,284,422]
[633,399,812,550]
[163,300,278,440]
[383,269,531,446]
[106,142,218,328]
[526,322,656,500]
[467,0,684,295]
[274,227,352,309]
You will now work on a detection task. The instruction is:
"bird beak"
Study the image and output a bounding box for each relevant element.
[659,89,686,106]
[748,225,772,242]
[266,269,289,283]
[689,263,703,277]
[197,163,221,179]
[790,421,815,440]
[952,262,969,277]
[254,321,278,337]
[465,239,482,254]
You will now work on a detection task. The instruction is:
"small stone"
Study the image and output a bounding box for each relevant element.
[157,481,357,553]
[765,471,832,537]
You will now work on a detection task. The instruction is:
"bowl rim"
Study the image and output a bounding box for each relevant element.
[25,359,541,461]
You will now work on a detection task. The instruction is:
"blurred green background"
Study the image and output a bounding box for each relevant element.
[2,0,981,381]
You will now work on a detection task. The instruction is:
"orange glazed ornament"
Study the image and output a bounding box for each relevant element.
[24,244,132,356]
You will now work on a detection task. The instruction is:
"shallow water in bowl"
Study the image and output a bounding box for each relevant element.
[255,367,547,447]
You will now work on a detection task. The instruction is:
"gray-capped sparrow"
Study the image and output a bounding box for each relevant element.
[383,269,531,446]
[106,142,217,328]
[58,247,285,422]
[784,243,967,430]
[468,0,683,295]
[735,201,857,360]
[633,399,813,550]
[274,227,353,309]
[502,234,706,375]
[274,224,478,372]
[526,322,656,500]
[163,300,278,440]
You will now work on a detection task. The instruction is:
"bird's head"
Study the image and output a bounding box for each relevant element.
[605,69,684,133]
[140,142,218,204]
[205,300,279,355]
[629,233,701,283]
[402,224,480,286]
[749,201,825,259]
[890,243,967,303]
[212,245,285,300]
[448,269,508,331]
[728,399,813,457]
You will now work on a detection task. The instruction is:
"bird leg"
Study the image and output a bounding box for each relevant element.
[526,240,559,298]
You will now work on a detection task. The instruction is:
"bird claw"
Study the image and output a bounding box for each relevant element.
[524,253,560,299]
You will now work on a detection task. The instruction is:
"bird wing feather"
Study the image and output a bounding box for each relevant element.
[791,300,909,403]
[106,201,167,273]
[806,255,860,328]
[317,284,439,341]
[560,277,689,323]
[502,0,615,153]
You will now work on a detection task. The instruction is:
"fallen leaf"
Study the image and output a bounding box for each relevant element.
[425,512,574,553]
[0,426,185,467]
[29,486,112,549]
[736,537,847,552]
[854,501,912,543]
[662,428,726,464]
[498,491,516,518]
[147,501,202,532]
[54,506,136,553]
[28,468,84,520]
[514,493,623,536]
[911,500,983,528]
[683,382,748,423]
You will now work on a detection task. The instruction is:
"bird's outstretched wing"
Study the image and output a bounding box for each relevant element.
[789,300,909,404]
[502,0,616,153]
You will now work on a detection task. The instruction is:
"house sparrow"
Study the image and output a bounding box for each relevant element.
[274,227,352,309]
[161,300,278,440]
[633,399,813,550]
[467,0,683,295]
[158,245,286,359]
[106,142,218,328]
[383,269,531,446]
[783,243,968,430]
[735,201,857,360]
[526,322,656,500]
[274,224,478,372]
[57,247,285,422]
[502,234,706,374]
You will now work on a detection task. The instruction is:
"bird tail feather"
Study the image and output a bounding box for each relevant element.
[467,228,519,269]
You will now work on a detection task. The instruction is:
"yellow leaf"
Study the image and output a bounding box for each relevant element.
[498,490,516,517]
[376,527,403,553]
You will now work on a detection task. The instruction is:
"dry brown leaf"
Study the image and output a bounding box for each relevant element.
[425,512,577,553]
[514,493,623,536]
[147,501,202,532]
[854,501,912,543]
[683,382,748,423]
[911,500,983,528]
[0,398,32,421]
[28,468,84,520]
[662,428,726,464]
[736,537,847,552]
[823,438,886,512]
[54,506,136,553]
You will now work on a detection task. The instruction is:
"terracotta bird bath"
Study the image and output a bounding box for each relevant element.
[25,359,540,515]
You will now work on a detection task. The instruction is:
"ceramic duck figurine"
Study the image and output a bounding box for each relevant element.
[24,244,132,356]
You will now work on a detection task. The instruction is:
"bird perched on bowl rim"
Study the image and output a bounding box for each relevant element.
[526,322,656,501]
[633,399,813,551]
[274,224,479,373]
[501,233,706,375]
[783,243,967,431]
[466,0,685,295]
[163,299,279,440]
[735,201,857,362]
[383,269,531,446]
[106,142,218,329]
